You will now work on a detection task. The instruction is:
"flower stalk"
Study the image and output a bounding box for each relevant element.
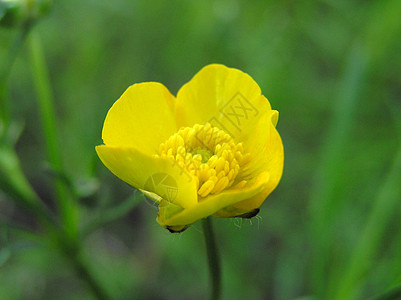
[56,239,109,300]
[28,29,79,238]
[202,217,222,300]
[28,28,108,300]
[371,284,401,300]
[0,144,56,228]
[0,20,32,127]
[70,254,109,300]
[1,7,110,300]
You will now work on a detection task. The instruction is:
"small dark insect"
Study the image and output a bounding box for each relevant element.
[235,208,260,219]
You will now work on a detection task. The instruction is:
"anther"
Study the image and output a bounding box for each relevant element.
[157,123,247,198]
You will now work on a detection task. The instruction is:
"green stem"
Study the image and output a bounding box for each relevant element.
[333,145,401,299]
[370,284,401,300]
[202,218,222,300]
[28,29,78,237]
[0,22,57,231]
[27,28,108,300]
[82,192,143,236]
[53,234,110,300]
[309,43,367,297]
[0,144,57,231]
[67,248,109,300]
[0,21,32,126]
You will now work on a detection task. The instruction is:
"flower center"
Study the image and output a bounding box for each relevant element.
[157,123,247,198]
[191,148,213,163]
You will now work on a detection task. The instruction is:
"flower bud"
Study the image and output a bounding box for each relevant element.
[0,0,52,28]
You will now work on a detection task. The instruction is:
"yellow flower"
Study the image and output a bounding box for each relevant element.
[96,64,284,232]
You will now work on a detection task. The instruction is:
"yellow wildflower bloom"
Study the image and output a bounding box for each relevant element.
[96,64,284,232]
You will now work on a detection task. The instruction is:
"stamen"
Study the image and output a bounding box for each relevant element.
[156,123,248,198]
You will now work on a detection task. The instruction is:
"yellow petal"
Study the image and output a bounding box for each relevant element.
[175,64,271,144]
[157,172,270,227]
[232,110,284,211]
[102,82,177,154]
[96,146,198,208]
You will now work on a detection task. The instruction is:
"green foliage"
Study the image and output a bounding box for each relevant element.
[0,0,52,28]
[0,0,400,299]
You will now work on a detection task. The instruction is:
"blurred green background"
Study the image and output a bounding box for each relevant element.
[1,0,401,299]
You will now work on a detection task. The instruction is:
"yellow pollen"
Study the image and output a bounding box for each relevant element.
[156,123,247,198]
